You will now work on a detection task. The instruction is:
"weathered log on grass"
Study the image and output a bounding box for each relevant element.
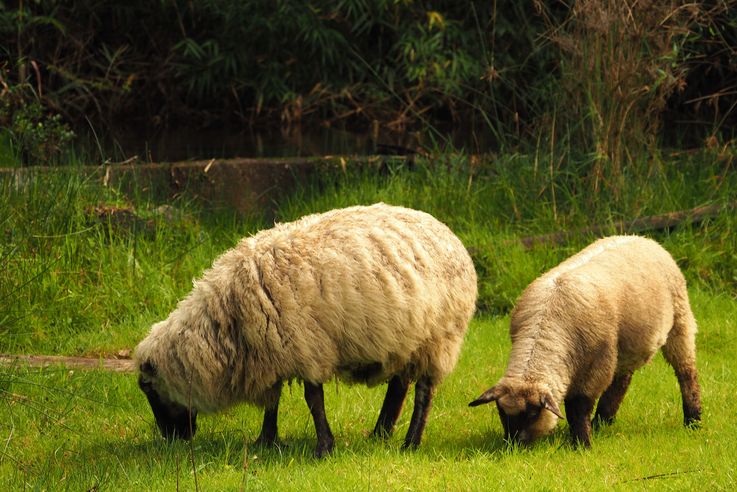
[520,202,735,249]
[0,156,404,216]
[0,354,135,373]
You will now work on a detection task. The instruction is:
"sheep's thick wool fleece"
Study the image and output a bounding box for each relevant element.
[134,203,478,413]
[507,235,696,401]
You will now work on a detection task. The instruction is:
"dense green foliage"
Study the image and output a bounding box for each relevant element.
[1,1,548,129]
[1,0,735,154]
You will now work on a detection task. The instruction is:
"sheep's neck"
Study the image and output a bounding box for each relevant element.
[506,335,573,404]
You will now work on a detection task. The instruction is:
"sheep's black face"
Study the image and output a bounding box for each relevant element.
[497,403,544,445]
[469,382,564,445]
[138,364,198,440]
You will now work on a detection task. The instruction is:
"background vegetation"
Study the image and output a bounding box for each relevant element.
[1,1,736,489]
[1,1,736,166]
[2,150,736,351]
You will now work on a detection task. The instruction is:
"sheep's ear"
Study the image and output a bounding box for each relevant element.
[541,393,564,420]
[469,386,502,407]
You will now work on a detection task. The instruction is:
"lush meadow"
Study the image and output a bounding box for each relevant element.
[3,0,737,488]
[1,298,735,490]
[1,153,736,489]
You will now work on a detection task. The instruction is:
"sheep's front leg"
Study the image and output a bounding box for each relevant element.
[372,375,410,439]
[565,394,595,448]
[304,381,335,458]
[402,376,434,449]
[255,381,282,446]
[593,372,633,429]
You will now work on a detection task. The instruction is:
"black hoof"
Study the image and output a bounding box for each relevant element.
[400,440,419,451]
[253,436,282,448]
[314,439,334,458]
[592,414,614,430]
[371,428,392,440]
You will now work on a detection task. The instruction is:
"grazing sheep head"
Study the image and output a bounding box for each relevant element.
[469,381,564,445]
[138,360,198,440]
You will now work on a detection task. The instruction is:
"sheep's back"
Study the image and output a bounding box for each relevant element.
[510,235,687,376]
[231,204,477,386]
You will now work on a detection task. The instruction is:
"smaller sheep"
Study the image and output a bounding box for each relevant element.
[469,235,701,447]
[135,203,477,457]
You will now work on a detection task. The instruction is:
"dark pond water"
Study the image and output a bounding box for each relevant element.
[90,124,495,162]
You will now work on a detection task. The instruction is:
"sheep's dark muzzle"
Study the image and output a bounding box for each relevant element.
[138,375,198,440]
[497,403,539,446]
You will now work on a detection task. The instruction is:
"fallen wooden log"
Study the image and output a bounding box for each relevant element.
[0,155,405,216]
[520,202,735,249]
[0,354,135,373]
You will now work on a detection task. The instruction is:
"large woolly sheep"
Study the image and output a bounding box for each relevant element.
[469,235,701,447]
[135,203,477,457]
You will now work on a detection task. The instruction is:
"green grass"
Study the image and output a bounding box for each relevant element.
[2,152,735,355]
[1,291,735,490]
[0,169,266,355]
[0,150,736,489]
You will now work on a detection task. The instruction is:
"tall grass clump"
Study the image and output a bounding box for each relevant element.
[542,0,703,197]
[276,149,737,313]
[1,148,734,352]
[665,3,737,145]
[0,168,266,355]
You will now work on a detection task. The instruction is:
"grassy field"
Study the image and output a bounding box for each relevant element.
[1,292,735,490]
[1,153,736,489]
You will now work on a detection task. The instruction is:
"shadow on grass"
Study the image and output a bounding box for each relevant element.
[78,429,342,471]
[70,427,517,480]
[427,425,577,461]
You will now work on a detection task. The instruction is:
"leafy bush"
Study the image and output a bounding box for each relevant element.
[0,1,551,137]
[2,102,75,165]
[0,1,734,156]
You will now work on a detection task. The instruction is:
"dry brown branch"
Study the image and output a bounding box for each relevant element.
[520,202,736,249]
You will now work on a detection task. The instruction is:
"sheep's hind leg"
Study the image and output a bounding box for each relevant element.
[593,372,633,429]
[372,375,410,439]
[304,381,335,458]
[663,357,702,427]
[402,376,434,450]
[565,394,595,448]
[255,381,282,446]
[662,311,702,427]
[674,365,701,427]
